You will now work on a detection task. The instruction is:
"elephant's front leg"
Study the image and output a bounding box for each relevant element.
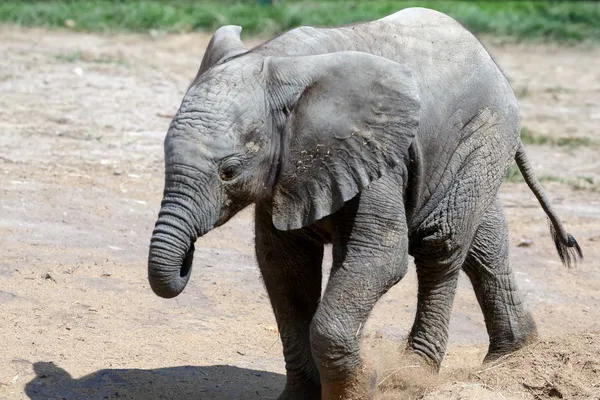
[255,203,324,400]
[408,262,460,369]
[310,181,409,400]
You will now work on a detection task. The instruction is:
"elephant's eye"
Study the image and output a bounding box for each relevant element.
[219,157,243,182]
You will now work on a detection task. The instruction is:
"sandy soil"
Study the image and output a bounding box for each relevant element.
[0,27,598,400]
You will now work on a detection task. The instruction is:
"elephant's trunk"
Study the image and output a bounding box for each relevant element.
[148,192,217,299]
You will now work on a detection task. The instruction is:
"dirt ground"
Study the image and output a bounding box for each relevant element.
[0,26,599,400]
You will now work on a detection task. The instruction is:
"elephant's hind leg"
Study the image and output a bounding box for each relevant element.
[255,203,324,399]
[462,198,538,362]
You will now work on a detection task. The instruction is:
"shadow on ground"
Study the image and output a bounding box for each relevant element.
[25,361,284,400]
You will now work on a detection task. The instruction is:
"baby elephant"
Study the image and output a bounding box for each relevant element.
[147,7,582,399]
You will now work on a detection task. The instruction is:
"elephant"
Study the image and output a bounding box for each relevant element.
[147,8,582,400]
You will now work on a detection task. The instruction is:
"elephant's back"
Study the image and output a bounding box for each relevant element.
[250,7,510,106]
[251,8,491,64]
[374,7,493,66]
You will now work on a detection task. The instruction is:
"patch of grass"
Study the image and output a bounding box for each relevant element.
[520,127,595,149]
[504,167,599,192]
[514,85,531,99]
[520,127,552,146]
[539,175,599,192]
[0,1,599,42]
[544,86,569,94]
[554,137,593,148]
[54,51,83,63]
[54,50,126,65]
[505,165,523,183]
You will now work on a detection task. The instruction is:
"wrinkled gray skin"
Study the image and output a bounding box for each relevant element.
[147,8,582,400]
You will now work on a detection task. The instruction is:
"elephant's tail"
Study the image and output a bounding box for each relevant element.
[514,141,583,268]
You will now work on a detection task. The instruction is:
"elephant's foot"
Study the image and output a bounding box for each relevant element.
[483,329,539,364]
[277,380,322,400]
[277,386,321,400]
[404,337,444,372]
[320,365,376,400]
[483,313,539,364]
[374,348,439,395]
[400,348,439,373]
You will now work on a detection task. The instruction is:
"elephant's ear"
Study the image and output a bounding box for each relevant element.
[267,51,421,230]
[196,25,247,78]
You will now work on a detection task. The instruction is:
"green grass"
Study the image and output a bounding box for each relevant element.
[54,50,127,65]
[538,175,599,192]
[0,1,599,42]
[504,166,598,192]
[506,127,597,188]
[54,51,84,63]
[520,127,596,149]
[505,165,524,183]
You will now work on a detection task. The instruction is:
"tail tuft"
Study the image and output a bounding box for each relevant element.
[549,220,583,268]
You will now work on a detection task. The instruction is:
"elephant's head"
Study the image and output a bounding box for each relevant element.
[148,26,421,298]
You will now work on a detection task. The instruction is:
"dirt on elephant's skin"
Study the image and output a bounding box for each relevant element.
[0,27,599,400]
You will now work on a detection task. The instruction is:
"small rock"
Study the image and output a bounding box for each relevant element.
[64,19,76,29]
[73,67,83,77]
[113,170,122,176]
[517,238,533,247]
[263,325,278,333]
